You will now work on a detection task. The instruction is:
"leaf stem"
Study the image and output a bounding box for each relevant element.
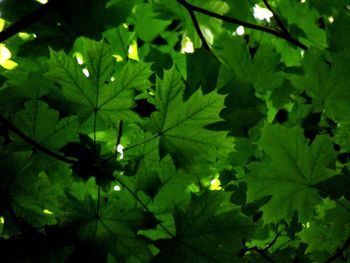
[0,115,76,164]
[175,0,308,50]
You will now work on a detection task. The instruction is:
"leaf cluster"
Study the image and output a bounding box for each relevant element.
[0,0,350,262]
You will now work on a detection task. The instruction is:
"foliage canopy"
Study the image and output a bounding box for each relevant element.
[0,0,350,262]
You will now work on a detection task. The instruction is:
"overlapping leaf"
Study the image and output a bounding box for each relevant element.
[144,66,233,168]
[14,100,78,150]
[245,124,336,223]
[47,38,152,129]
[59,190,153,263]
[153,191,256,263]
[0,152,60,233]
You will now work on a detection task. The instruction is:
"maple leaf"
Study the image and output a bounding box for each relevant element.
[59,189,153,263]
[1,1,350,262]
[14,100,78,150]
[245,124,337,223]
[143,66,233,168]
[0,152,60,234]
[152,191,256,263]
[46,37,152,129]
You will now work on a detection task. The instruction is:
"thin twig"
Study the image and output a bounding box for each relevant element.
[263,229,284,252]
[176,0,308,50]
[0,115,76,164]
[241,232,282,263]
[242,245,274,262]
[0,0,58,43]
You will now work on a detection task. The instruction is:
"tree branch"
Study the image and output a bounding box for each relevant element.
[325,237,350,263]
[240,231,283,262]
[176,0,308,50]
[263,229,283,252]
[0,115,76,164]
[0,0,59,43]
[241,245,274,262]
[179,1,211,51]
[262,0,288,34]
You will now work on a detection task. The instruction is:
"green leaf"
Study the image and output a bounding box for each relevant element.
[153,191,256,263]
[276,0,327,48]
[0,59,52,114]
[1,1,350,261]
[47,38,152,128]
[245,124,336,223]
[0,153,61,233]
[133,3,172,42]
[60,190,153,262]
[185,47,220,97]
[298,200,350,261]
[144,66,233,168]
[291,49,350,123]
[14,100,78,150]
[150,155,210,214]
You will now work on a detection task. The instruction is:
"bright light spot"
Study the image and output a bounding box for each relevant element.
[0,44,11,63]
[113,54,123,62]
[253,5,273,22]
[302,222,310,228]
[36,0,48,3]
[181,36,194,54]
[2,60,18,70]
[128,41,139,61]
[82,68,90,77]
[0,44,17,70]
[300,50,305,57]
[300,0,306,3]
[110,76,115,82]
[33,33,37,38]
[236,26,245,36]
[43,209,53,215]
[202,27,214,45]
[210,178,222,191]
[328,16,334,23]
[75,52,84,65]
[122,23,128,29]
[0,18,5,32]
[18,32,31,40]
[57,22,62,26]
[117,144,124,159]
[113,185,121,191]
[0,216,4,224]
